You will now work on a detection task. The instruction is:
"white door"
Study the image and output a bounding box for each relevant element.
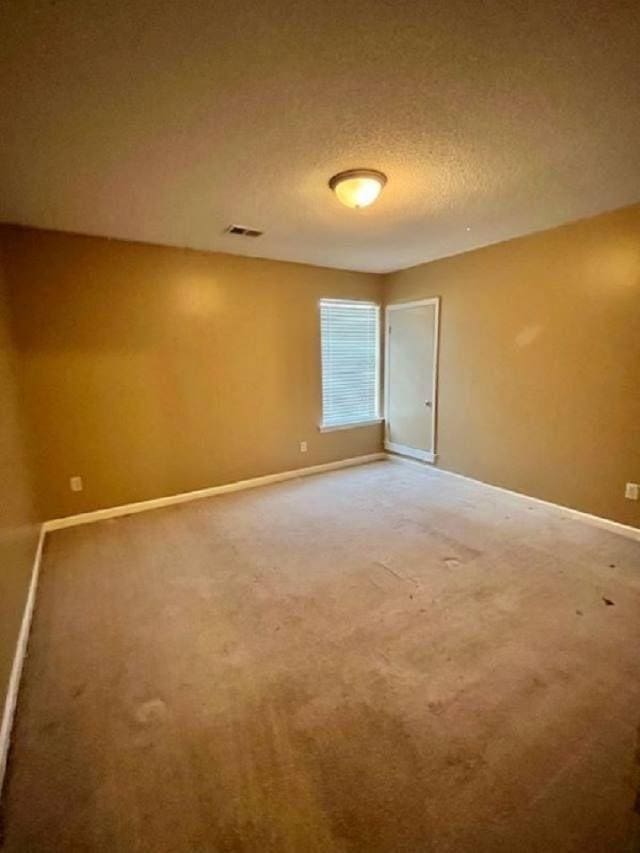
[385,299,439,462]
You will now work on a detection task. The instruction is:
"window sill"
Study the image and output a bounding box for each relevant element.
[319,418,384,433]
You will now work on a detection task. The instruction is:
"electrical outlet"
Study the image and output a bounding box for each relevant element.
[70,476,83,492]
[299,441,308,453]
[625,482,639,500]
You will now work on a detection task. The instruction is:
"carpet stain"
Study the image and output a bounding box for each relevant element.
[373,560,418,586]
[134,698,168,725]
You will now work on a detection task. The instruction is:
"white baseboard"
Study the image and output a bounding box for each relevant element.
[384,441,435,463]
[44,453,387,532]
[0,523,46,795]
[386,453,640,542]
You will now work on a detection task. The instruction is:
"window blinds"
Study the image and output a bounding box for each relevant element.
[320,299,380,428]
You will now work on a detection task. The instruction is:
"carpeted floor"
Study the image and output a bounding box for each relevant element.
[3,458,640,852]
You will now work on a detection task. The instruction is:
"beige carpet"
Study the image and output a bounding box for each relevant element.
[3,459,640,852]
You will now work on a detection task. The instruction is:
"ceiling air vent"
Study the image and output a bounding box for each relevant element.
[225,224,264,238]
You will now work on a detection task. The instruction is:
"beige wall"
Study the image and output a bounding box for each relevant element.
[1,227,383,520]
[0,245,39,720]
[386,204,640,527]
[2,204,639,531]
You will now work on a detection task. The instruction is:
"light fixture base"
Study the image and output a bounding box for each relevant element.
[329,169,387,209]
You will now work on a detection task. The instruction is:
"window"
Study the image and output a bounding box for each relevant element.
[320,299,381,430]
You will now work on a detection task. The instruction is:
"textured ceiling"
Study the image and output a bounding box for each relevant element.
[1,0,639,273]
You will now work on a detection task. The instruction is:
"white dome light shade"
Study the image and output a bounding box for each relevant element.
[329,169,387,209]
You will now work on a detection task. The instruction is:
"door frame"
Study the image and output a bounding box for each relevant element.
[384,297,440,463]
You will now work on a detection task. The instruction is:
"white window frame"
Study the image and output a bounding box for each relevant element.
[318,299,383,432]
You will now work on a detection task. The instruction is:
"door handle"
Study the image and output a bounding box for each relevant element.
[425,401,432,408]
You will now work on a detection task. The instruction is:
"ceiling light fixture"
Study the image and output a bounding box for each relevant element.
[329,169,387,209]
